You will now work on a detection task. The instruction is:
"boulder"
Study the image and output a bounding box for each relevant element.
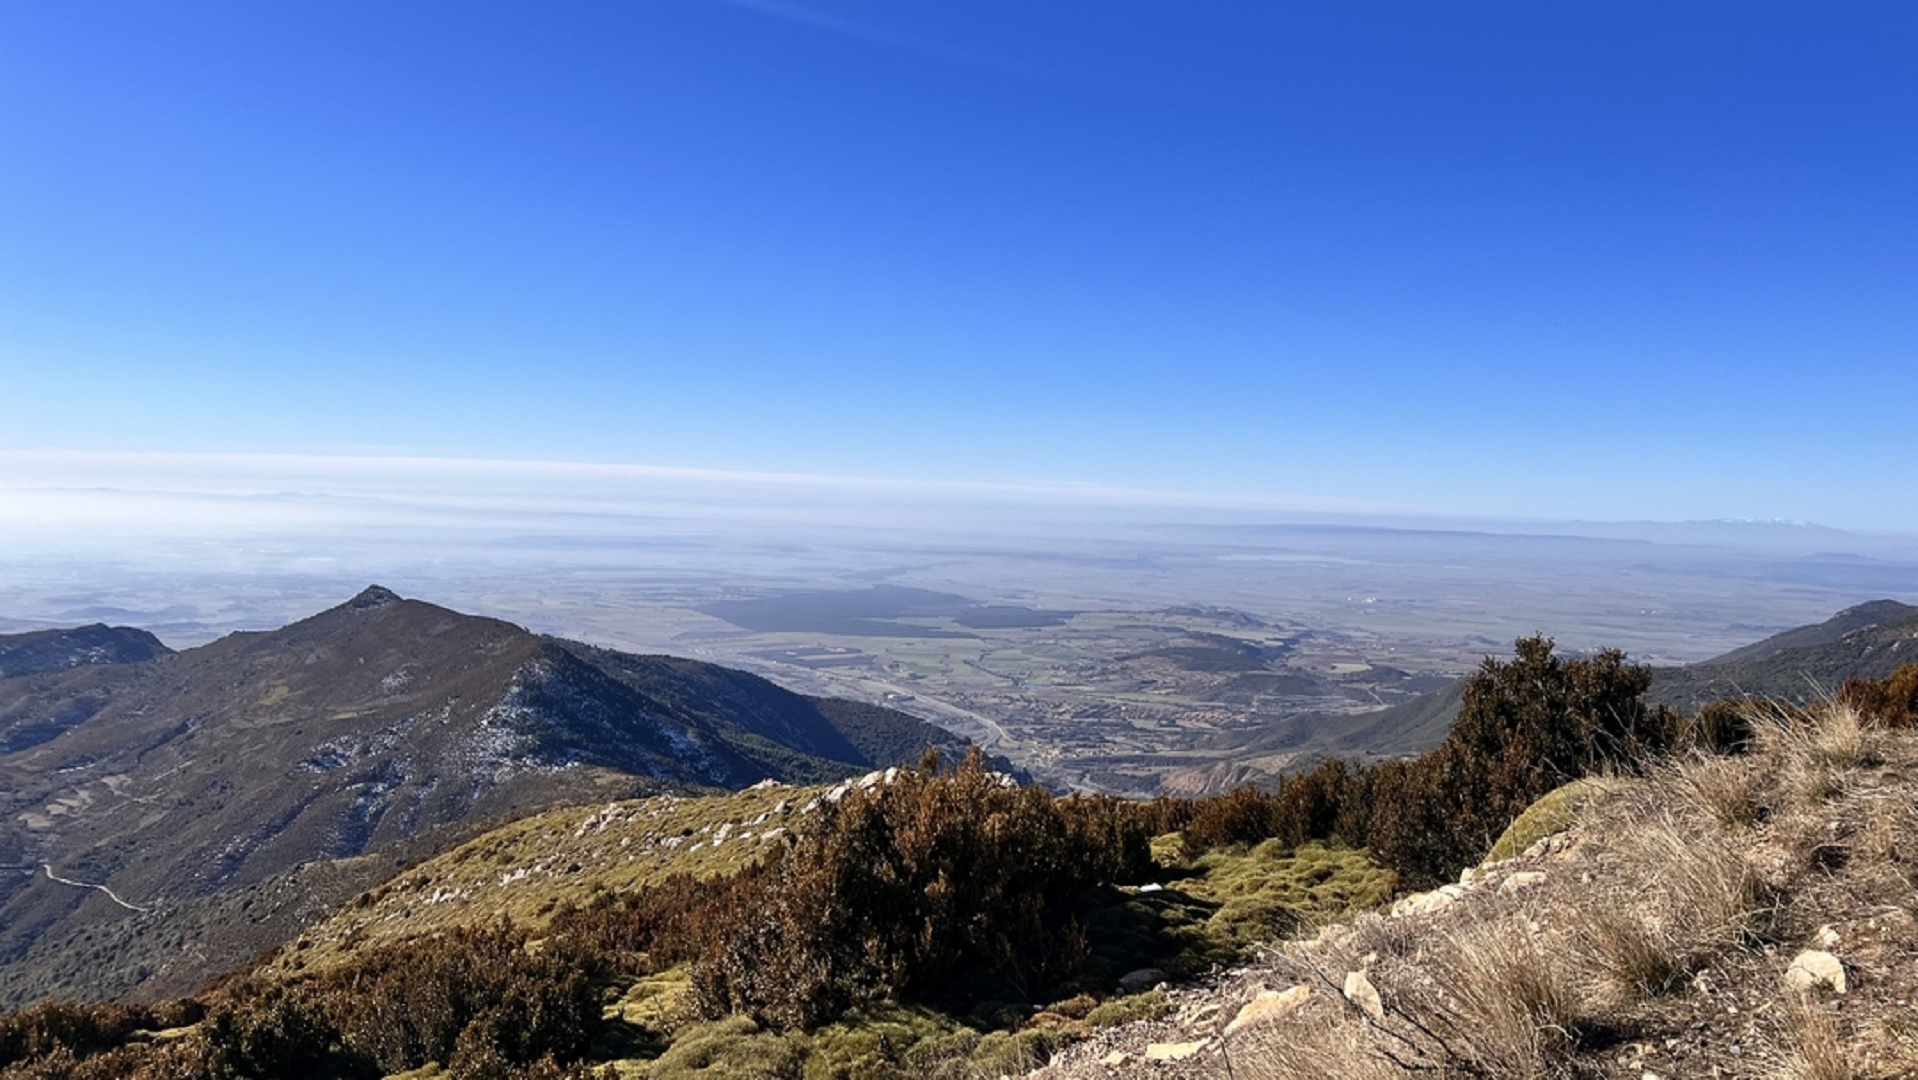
[1118,967,1168,993]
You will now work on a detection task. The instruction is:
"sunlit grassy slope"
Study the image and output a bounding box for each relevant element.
[259,775,1394,1078]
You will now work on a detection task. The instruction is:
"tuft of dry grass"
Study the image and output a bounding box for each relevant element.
[1755,701,1882,807]
[1666,751,1763,829]
[1230,1012,1405,1080]
[1632,809,1772,946]
[1582,909,1689,998]
[1772,998,1853,1080]
[1431,923,1584,1074]
[1228,912,1588,1079]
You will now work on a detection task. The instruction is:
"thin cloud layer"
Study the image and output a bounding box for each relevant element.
[0,449,1377,546]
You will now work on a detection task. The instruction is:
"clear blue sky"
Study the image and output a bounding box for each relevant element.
[2,2,1913,528]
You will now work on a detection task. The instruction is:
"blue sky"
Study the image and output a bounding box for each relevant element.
[2,2,1914,528]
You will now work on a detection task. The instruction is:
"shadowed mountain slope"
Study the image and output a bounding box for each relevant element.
[0,624,171,683]
[0,586,967,1006]
[1647,598,1918,709]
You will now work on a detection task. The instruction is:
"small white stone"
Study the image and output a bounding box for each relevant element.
[1498,871,1547,894]
[1786,950,1846,994]
[1343,970,1384,1021]
[1144,1040,1208,1062]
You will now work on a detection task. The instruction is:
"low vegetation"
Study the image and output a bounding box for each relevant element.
[8,645,1915,1078]
[1047,663,1918,1078]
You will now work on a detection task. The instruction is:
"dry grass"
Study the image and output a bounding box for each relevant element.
[1772,998,1853,1080]
[1626,807,1772,947]
[271,783,816,976]
[1582,909,1689,998]
[1569,792,1771,1007]
[1754,701,1882,806]
[1229,1012,1403,1080]
[1223,918,1583,1079]
[1428,923,1583,1073]
[1665,751,1762,828]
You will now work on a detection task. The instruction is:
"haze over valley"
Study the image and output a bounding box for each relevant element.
[5,456,1915,794]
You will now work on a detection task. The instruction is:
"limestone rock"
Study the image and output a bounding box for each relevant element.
[1391,889,1456,917]
[1499,870,1547,894]
[1144,1039,1209,1062]
[1224,985,1311,1036]
[1785,950,1846,994]
[1344,970,1385,1020]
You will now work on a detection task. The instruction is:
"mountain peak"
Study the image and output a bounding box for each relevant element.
[347,584,404,609]
[1833,598,1918,624]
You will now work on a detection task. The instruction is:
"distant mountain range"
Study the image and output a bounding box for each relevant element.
[0,586,970,1006]
[1170,598,1918,793]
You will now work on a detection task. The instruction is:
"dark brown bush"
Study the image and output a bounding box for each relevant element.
[319,923,602,1073]
[0,999,202,1071]
[1839,662,1918,727]
[1682,695,1766,753]
[1364,636,1677,887]
[1180,785,1284,856]
[687,749,1153,1028]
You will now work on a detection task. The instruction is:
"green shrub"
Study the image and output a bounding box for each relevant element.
[1084,990,1170,1028]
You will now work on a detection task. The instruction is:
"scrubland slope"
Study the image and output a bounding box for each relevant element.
[1045,694,1918,1078]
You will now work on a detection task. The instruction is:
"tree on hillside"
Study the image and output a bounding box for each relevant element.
[1451,636,1673,813]
[1369,636,1676,887]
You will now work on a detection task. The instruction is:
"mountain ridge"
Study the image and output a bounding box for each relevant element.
[0,586,971,1006]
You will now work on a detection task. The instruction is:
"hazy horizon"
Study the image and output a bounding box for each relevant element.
[3,448,1914,677]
